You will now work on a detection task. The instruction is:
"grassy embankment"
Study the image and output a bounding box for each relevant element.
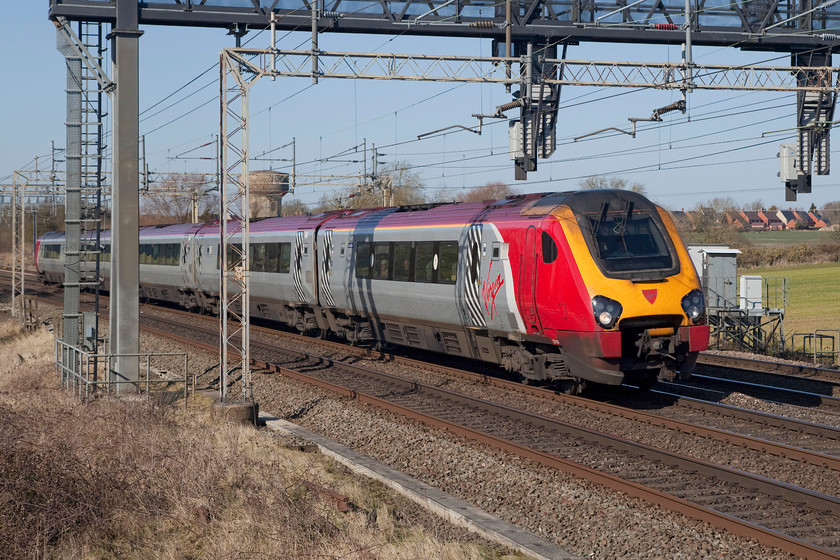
[0,316,519,560]
[740,230,833,247]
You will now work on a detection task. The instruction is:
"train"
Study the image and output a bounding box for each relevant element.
[36,189,710,394]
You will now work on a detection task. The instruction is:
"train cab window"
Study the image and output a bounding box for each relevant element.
[373,243,390,280]
[278,242,291,273]
[541,231,558,264]
[355,243,371,278]
[264,243,278,272]
[437,242,458,284]
[573,196,679,281]
[414,242,435,283]
[393,243,411,281]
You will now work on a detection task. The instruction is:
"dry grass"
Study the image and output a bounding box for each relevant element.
[0,318,519,560]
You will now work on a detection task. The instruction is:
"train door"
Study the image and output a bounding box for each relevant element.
[180,234,196,288]
[193,229,217,296]
[458,223,486,328]
[517,225,542,332]
[316,227,335,308]
[292,229,312,303]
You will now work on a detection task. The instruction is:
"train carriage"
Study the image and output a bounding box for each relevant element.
[36,189,709,393]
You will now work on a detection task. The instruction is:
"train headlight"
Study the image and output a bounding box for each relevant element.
[591,295,623,329]
[681,289,705,323]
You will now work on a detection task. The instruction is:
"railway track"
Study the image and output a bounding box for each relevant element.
[663,373,840,412]
[698,353,840,383]
[137,306,840,471]
[137,309,840,559]
[9,282,840,556]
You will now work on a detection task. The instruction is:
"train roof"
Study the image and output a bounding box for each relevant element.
[34,190,663,242]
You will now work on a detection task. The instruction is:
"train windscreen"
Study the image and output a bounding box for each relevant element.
[569,192,680,280]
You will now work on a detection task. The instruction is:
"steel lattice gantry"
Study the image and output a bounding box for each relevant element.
[50,0,840,190]
[47,0,840,51]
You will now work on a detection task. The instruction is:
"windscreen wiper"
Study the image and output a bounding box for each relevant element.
[593,201,609,236]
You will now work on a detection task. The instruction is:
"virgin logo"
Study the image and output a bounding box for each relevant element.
[643,289,657,304]
[482,271,504,320]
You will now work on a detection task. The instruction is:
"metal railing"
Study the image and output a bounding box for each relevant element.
[790,329,840,365]
[55,338,194,403]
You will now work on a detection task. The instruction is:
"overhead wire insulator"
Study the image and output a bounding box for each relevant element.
[651,23,679,30]
[494,98,526,116]
[651,99,686,119]
[469,20,496,29]
[819,33,839,41]
[322,11,343,18]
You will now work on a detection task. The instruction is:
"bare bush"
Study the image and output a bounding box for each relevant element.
[0,322,502,559]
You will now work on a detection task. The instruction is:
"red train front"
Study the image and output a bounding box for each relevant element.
[470,190,709,393]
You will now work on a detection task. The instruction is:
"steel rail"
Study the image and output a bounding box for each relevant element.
[677,374,840,411]
[697,352,840,383]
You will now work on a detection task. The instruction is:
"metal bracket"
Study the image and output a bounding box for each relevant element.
[54,17,116,93]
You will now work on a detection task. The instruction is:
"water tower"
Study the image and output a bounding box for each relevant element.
[249,170,289,218]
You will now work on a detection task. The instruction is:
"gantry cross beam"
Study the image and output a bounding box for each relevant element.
[48,0,840,51]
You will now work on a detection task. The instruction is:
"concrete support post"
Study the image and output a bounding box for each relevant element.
[109,0,142,391]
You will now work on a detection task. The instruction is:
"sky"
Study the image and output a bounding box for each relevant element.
[2,3,840,212]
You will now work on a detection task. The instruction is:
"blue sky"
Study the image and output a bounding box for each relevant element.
[2,4,839,211]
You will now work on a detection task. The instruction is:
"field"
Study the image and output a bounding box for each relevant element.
[740,230,833,247]
[738,262,840,346]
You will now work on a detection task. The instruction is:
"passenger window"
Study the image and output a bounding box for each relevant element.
[393,243,411,281]
[264,243,279,272]
[414,242,435,283]
[355,243,371,278]
[169,244,179,265]
[541,231,558,264]
[278,243,291,273]
[437,241,458,284]
[251,243,266,272]
[373,243,390,280]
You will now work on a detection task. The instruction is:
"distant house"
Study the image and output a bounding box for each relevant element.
[669,208,693,230]
[808,211,831,228]
[686,207,719,227]
[758,209,784,230]
[739,210,766,230]
[723,211,746,229]
[776,209,798,229]
[792,209,815,228]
